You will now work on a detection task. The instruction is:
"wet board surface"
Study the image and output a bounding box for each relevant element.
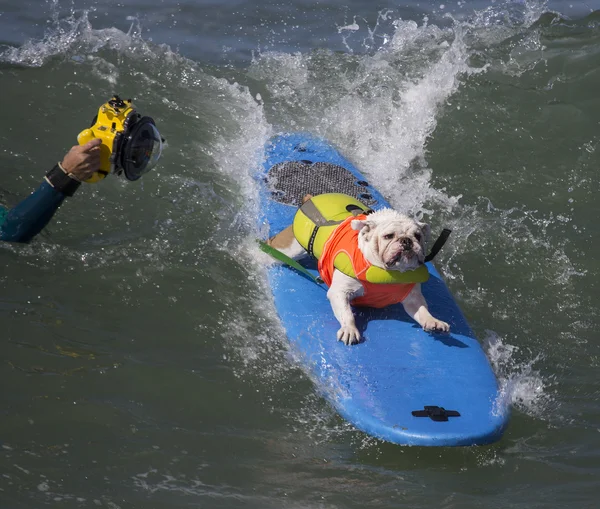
[257,133,510,446]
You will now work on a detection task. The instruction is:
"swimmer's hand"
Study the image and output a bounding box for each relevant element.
[60,139,102,181]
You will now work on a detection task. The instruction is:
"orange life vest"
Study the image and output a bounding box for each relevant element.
[317,214,417,308]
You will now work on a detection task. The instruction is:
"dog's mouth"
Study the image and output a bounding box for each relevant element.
[385,249,423,269]
[385,253,402,268]
[385,250,411,268]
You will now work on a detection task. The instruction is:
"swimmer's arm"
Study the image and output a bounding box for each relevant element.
[0,180,66,243]
[0,140,102,243]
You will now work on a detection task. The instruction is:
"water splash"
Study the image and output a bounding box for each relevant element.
[0,8,178,68]
[484,330,555,418]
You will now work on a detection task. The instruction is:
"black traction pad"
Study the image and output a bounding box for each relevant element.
[267,161,377,207]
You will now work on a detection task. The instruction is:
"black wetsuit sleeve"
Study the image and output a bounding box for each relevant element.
[0,180,68,243]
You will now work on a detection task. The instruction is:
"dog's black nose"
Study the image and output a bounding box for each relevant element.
[401,237,413,250]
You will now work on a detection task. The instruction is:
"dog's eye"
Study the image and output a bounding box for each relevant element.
[383,233,394,240]
[415,233,422,242]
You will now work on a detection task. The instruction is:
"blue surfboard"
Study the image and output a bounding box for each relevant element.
[257,133,510,446]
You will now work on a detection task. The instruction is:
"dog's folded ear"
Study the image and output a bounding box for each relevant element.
[351,219,373,232]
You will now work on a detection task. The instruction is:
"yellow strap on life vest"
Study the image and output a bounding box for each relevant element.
[292,193,369,259]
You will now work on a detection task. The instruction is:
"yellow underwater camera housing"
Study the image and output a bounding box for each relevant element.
[77,95,164,183]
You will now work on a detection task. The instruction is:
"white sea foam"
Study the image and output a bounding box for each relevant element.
[247,17,482,217]
[484,330,554,418]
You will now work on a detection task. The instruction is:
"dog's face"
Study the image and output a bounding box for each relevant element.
[351,209,430,272]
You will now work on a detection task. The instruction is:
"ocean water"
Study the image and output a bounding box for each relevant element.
[1,0,599,507]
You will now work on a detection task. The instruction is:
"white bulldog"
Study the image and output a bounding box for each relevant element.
[331,208,449,344]
[270,204,450,345]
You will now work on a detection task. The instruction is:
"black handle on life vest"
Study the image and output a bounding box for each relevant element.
[345,204,373,216]
[424,228,451,263]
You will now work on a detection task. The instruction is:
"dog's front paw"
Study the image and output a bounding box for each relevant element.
[423,318,450,333]
[337,326,361,345]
